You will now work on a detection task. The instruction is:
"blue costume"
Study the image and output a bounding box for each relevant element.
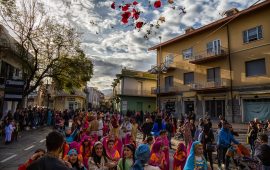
[151,121,166,137]
[184,141,208,170]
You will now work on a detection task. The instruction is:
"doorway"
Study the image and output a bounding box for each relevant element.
[184,101,194,114]
[205,100,225,118]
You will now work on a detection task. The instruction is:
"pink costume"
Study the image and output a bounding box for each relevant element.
[156,136,170,170]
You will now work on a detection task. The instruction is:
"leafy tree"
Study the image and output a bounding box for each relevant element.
[0,0,93,101]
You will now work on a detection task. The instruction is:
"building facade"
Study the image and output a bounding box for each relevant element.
[112,68,157,114]
[86,87,104,110]
[149,1,270,122]
[0,25,26,117]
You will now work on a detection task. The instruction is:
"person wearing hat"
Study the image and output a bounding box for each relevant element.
[65,149,86,170]
[88,141,117,170]
[132,144,160,170]
[117,144,136,170]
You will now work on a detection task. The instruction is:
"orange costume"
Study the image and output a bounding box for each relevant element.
[149,141,166,170]
[173,143,187,170]
[149,152,166,170]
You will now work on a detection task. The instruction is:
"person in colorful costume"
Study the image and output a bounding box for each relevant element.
[156,130,170,170]
[149,141,166,170]
[106,139,120,162]
[131,144,160,170]
[173,143,187,170]
[184,141,208,170]
[117,144,135,170]
[102,133,123,157]
[64,149,85,170]
[79,135,92,169]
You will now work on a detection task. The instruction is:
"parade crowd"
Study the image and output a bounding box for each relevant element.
[1,108,270,170]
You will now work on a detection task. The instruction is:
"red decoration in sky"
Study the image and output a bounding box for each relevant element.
[111,2,115,9]
[132,9,140,20]
[122,4,130,11]
[133,1,139,6]
[121,11,131,24]
[168,0,174,4]
[136,22,144,29]
[109,0,186,39]
[154,0,162,8]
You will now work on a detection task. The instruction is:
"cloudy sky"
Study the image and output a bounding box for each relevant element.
[41,0,260,95]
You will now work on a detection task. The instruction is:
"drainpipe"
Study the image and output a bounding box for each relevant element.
[226,25,234,123]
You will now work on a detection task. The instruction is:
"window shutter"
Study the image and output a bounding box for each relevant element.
[243,30,248,43]
[258,26,262,39]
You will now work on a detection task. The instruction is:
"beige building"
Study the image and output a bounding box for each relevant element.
[149,1,270,122]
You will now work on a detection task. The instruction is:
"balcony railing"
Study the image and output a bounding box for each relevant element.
[151,86,181,94]
[189,46,228,64]
[190,79,229,91]
[117,89,155,97]
[149,62,176,74]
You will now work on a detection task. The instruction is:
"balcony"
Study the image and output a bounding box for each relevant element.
[190,79,230,92]
[151,86,181,95]
[0,41,25,58]
[189,47,228,64]
[117,89,155,97]
[149,62,177,74]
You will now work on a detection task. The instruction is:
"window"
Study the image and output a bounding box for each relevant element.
[15,69,19,77]
[165,54,174,67]
[243,26,263,43]
[207,67,220,82]
[184,72,194,85]
[165,76,174,88]
[69,102,74,110]
[246,58,266,77]
[207,40,221,55]
[182,48,193,60]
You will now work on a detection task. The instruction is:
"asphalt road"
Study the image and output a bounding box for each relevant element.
[0,126,52,170]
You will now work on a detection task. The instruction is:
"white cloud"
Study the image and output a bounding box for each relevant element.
[37,0,260,93]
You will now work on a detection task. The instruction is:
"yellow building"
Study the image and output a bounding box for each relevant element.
[52,89,86,111]
[149,1,270,122]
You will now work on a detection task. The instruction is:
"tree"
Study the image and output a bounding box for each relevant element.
[0,0,93,103]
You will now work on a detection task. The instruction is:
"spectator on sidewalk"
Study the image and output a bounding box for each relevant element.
[255,133,270,170]
[247,121,258,158]
[27,131,74,170]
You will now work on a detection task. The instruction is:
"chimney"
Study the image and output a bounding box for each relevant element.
[185,27,195,34]
[224,8,239,17]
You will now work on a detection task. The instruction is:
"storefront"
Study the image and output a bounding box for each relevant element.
[243,98,270,122]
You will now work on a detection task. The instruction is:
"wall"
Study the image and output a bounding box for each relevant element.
[121,96,156,113]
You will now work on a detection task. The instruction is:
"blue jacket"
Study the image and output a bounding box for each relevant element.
[151,122,166,137]
[217,128,239,148]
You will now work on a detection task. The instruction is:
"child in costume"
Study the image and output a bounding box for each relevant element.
[173,143,187,170]
[64,149,85,170]
[79,135,92,168]
[184,141,208,170]
[106,139,120,161]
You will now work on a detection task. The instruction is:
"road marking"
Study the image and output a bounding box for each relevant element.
[24,145,35,151]
[40,139,46,143]
[0,154,17,163]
